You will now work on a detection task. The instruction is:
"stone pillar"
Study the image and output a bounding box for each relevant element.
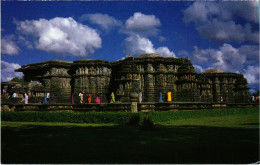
[227,78,235,103]
[220,77,228,103]
[166,73,176,101]
[213,77,221,102]
[155,74,166,102]
[144,74,155,102]
[131,102,138,113]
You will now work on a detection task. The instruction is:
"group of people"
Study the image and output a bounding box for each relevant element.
[158,91,173,103]
[78,91,101,104]
[251,95,259,103]
[43,92,55,104]
[77,91,118,104]
[6,92,29,104]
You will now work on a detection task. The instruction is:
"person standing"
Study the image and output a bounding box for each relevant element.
[72,94,75,104]
[95,93,100,103]
[138,91,142,103]
[12,92,17,104]
[79,91,83,104]
[110,92,115,103]
[43,93,48,104]
[252,95,255,103]
[167,91,172,102]
[3,88,6,96]
[159,92,163,103]
[88,93,92,103]
[46,92,50,104]
[24,92,28,104]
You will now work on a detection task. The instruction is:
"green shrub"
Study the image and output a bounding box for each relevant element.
[1,111,144,124]
[141,116,155,130]
[148,107,259,123]
[126,114,143,125]
[1,108,258,124]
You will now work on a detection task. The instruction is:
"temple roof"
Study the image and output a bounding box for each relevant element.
[139,53,162,58]
[202,69,224,74]
[16,60,72,71]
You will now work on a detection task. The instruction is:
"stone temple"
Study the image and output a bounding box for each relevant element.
[15,53,251,104]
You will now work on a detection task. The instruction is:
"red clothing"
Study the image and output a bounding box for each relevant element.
[88,94,92,103]
[72,95,74,104]
[96,96,100,103]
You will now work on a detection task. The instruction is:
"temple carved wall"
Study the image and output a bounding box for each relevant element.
[16,54,251,103]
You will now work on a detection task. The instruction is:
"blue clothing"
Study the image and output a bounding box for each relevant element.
[159,92,163,102]
[43,94,48,104]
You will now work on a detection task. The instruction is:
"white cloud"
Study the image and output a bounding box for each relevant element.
[15,17,101,57]
[123,12,161,36]
[183,1,257,24]
[155,47,175,57]
[244,65,259,84]
[18,36,33,49]
[124,34,175,57]
[1,35,20,55]
[197,19,258,43]
[238,45,259,65]
[193,44,247,72]
[124,35,155,56]
[1,61,23,82]
[159,36,167,42]
[193,64,204,73]
[222,1,258,23]
[192,43,259,85]
[79,13,122,31]
[183,2,220,24]
[122,13,176,58]
[183,1,259,43]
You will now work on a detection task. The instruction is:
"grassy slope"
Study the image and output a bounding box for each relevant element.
[158,114,259,128]
[1,108,259,164]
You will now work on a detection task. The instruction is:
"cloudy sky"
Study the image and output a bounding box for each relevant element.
[1,1,259,93]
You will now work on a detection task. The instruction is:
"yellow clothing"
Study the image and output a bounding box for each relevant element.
[167,92,172,102]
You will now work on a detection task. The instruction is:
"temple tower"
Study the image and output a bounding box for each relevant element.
[234,76,250,103]
[176,58,200,102]
[71,60,111,103]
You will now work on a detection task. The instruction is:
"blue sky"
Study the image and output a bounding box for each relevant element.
[1,1,259,93]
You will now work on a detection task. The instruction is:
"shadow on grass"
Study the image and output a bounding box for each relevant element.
[241,123,259,125]
[2,123,259,164]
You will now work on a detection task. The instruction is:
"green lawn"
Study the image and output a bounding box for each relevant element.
[1,109,259,164]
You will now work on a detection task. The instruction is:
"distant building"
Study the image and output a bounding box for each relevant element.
[15,53,250,103]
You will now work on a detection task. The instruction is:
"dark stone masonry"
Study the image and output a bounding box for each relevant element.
[15,53,251,104]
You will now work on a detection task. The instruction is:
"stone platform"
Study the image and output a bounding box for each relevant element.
[1,102,258,112]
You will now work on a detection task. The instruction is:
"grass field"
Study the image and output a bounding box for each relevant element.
[1,108,259,164]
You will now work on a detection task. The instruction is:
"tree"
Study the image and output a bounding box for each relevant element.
[11,77,24,83]
[252,90,259,97]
